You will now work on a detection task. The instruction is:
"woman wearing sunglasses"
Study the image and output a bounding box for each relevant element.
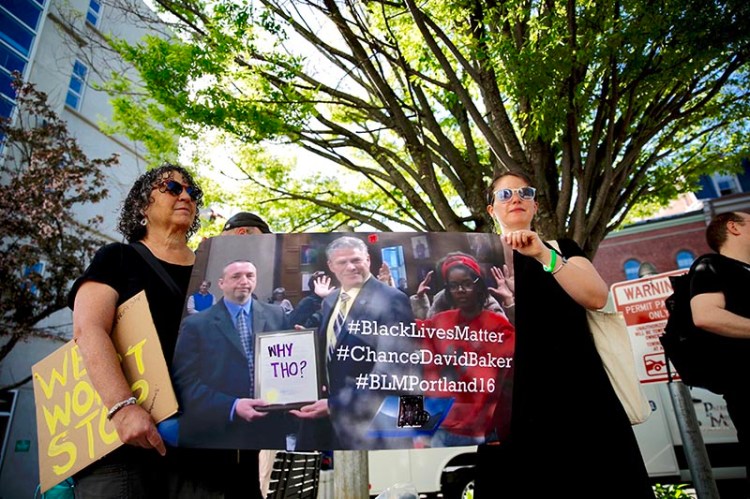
[414,253,515,448]
[67,165,263,498]
[474,172,654,498]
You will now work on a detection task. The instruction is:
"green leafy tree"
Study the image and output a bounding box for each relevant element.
[0,76,117,390]
[653,483,692,498]
[105,0,749,254]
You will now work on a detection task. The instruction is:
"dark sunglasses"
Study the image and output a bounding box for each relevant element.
[157,180,202,202]
[493,186,536,203]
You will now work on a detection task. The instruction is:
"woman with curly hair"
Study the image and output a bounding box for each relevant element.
[67,164,260,498]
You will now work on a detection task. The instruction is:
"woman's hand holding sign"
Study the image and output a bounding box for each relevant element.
[112,404,166,456]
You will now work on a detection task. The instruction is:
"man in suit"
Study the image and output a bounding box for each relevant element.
[173,259,290,449]
[291,236,416,449]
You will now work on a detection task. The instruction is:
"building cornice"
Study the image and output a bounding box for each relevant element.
[604,211,705,239]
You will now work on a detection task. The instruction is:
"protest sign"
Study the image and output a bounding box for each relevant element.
[255,329,320,410]
[32,291,177,493]
[173,233,515,451]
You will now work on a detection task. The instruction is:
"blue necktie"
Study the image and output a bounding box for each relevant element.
[236,310,254,396]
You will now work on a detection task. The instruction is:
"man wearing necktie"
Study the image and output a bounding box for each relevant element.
[292,236,416,449]
[172,260,290,450]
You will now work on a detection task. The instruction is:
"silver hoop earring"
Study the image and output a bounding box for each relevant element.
[140,218,148,226]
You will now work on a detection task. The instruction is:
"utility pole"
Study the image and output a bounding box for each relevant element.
[609,268,721,498]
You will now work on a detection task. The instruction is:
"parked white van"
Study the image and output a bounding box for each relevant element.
[368,383,744,498]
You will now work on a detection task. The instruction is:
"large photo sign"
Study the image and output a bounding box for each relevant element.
[171,232,515,451]
[32,291,178,493]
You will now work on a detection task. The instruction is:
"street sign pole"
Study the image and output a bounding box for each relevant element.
[333,450,369,499]
[667,380,720,498]
[610,272,722,497]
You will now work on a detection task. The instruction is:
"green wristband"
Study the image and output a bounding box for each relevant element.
[542,248,557,273]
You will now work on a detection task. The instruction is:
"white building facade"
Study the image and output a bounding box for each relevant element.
[0,0,160,495]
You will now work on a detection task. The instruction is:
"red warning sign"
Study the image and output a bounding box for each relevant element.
[611,270,686,384]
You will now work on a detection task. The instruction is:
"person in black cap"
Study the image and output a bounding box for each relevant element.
[222,212,272,235]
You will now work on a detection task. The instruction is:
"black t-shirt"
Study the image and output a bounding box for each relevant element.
[690,253,750,381]
[691,253,750,319]
[500,238,653,494]
[68,242,192,368]
[67,243,261,487]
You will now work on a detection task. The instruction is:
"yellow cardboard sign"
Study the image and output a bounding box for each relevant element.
[32,291,178,493]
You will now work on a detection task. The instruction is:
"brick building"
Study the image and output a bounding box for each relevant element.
[594,162,750,287]
[594,211,710,286]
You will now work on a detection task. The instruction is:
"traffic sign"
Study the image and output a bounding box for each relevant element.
[611,270,686,384]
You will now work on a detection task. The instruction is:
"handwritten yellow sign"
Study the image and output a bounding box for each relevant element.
[32,291,178,493]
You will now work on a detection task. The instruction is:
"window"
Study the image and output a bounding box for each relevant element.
[0,96,12,119]
[0,9,36,57]
[65,60,87,110]
[381,246,407,291]
[0,43,26,75]
[0,0,44,56]
[712,173,741,196]
[0,390,18,469]
[624,259,641,280]
[85,0,101,26]
[0,0,46,119]
[22,261,45,295]
[676,250,695,269]
[0,68,15,101]
[2,0,44,30]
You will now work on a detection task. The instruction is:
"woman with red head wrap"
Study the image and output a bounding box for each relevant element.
[415,252,515,446]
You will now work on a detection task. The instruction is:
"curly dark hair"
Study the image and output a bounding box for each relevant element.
[118,163,203,243]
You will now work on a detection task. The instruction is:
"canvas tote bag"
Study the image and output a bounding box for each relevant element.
[586,309,652,424]
[549,241,651,425]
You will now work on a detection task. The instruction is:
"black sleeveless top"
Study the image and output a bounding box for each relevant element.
[68,242,192,368]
